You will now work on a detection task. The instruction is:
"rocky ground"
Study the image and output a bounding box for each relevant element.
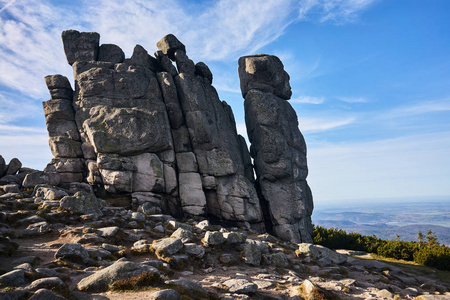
[1,183,449,300]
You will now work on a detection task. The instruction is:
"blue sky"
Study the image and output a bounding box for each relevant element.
[0,0,449,204]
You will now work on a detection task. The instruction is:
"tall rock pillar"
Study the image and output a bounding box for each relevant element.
[239,54,313,243]
[156,34,265,230]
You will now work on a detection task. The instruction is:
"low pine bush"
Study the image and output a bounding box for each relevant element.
[313,225,450,271]
[413,245,450,270]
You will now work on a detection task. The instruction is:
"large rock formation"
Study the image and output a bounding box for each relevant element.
[42,30,312,242]
[239,55,314,243]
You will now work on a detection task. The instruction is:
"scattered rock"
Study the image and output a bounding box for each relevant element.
[2,184,20,193]
[54,243,89,264]
[203,231,225,246]
[223,231,246,244]
[132,239,151,253]
[170,227,193,242]
[60,191,103,216]
[27,277,66,291]
[243,239,268,266]
[96,226,120,238]
[149,289,181,300]
[152,238,183,258]
[22,171,51,188]
[415,296,450,300]
[6,158,22,175]
[165,277,208,300]
[0,289,28,300]
[223,279,258,294]
[271,252,289,267]
[14,263,34,273]
[29,288,68,300]
[298,243,347,265]
[77,261,160,292]
[12,255,39,265]
[0,269,25,287]
[184,243,205,258]
[297,279,335,300]
[376,288,394,298]
[22,221,51,236]
[166,220,193,232]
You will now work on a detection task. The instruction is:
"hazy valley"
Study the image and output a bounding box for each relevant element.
[312,197,450,246]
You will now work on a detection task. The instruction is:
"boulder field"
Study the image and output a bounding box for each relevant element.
[0,182,449,299]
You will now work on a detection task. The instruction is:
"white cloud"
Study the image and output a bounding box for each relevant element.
[300,116,356,132]
[82,0,187,57]
[0,0,378,100]
[387,99,450,118]
[0,93,43,124]
[0,0,17,14]
[291,95,325,104]
[0,124,46,134]
[337,96,369,103]
[212,70,242,94]
[0,0,75,98]
[0,0,297,101]
[0,0,381,172]
[85,0,296,62]
[298,0,379,23]
[191,0,295,61]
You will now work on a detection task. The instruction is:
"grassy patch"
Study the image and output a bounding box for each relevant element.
[368,253,450,284]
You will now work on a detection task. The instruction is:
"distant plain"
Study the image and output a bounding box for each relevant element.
[312,197,450,245]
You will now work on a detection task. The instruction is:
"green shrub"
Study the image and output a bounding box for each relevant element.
[312,225,450,271]
[376,240,418,261]
[413,245,450,270]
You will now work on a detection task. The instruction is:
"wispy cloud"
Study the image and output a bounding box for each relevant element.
[298,0,379,24]
[184,0,296,61]
[212,70,242,94]
[82,0,297,61]
[388,99,450,117]
[0,92,43,124]
[0,0,377,100]
[0,0,17,14]
[0,134,48,146]
[300,116,356,132]
[0,124,47,134]
[82,0,187,57]
[0,0,76,98]
[0,0,296,100]
[291,95,325,104]
[0,0,380,170]
[337,96,369,103]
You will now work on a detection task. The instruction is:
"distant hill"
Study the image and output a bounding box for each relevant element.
[313,200,450,246]
[314,220,450,245]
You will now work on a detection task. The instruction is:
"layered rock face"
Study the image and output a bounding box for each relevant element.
[239,55,314,243]
[42,30,312,242]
